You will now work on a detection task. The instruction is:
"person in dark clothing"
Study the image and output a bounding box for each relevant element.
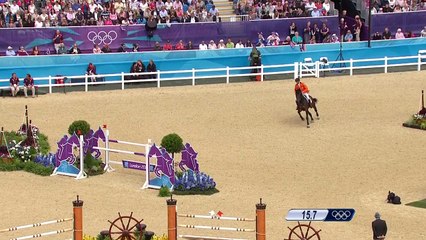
[147,59,157,79]
[134,60,146,79]
[118,43,127,52]
[372,212,387,240]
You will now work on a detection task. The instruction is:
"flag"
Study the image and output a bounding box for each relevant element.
[217,211,223,217]
[209,210,215,217]
[103,124,107,129]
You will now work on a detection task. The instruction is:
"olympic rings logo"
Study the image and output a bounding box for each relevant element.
[87,31,118,45]
[331,210,352,220]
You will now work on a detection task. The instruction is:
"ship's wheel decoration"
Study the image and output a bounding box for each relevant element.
[285,221,321,240]
[108,212,143,240]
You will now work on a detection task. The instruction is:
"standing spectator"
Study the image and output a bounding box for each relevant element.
[53,30,63,54]
[353,15,363,41]
[10,73,20,97]
[23,74,35,98]
[372,212,387,240]
[311,23,321,43]
[6,46,16,56]
[17,46,29,56]
[382,27,392,39]
[147,59,157,79]
[289,22,297,39]
[303,21,312,44]
[421,26,426,37]
[199,41,208,50]
[395,28,405,39]
[86,63,97,82]
[226,38,235,48]
[320,22,330,42]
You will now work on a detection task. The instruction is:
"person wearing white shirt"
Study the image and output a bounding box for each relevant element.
[421,26,426,37]
[323,0,331,14]
[10,1,20,15]
[140,0,148,12]
[199,41,208,50]
[34,17,44,27]
[235,40,244,48]
[89,2,97,13]
[208,40,217,49]
[28,2,36,14]
[305,0,315,12]
[395,28,405,39]
[130,0,140,11]
[217,39,226,49]
[311,7,321,17]
[165,0,173,10]
[6,46,16,56]
[54,2,62,12]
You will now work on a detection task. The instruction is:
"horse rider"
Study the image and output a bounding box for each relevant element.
[294,77,311,108]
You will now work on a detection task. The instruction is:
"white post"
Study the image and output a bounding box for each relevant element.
[76,135,87,180]
[121,72,125,90]
[418,54,422,71]
[157,70,161,88]
[84,74,88,92]
[142,142,151,189]
[293,62,298,79]
[226,66,230,84]
[192,68,196,86]
[48,75,52,94]
[260,65,264,82]
[299,62,303,79]
[384,56,388,73]
[315,61,320,78]
[103,129,114,172]
[349,59,353,76]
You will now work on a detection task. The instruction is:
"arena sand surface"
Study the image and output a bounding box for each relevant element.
[0,71,425,240]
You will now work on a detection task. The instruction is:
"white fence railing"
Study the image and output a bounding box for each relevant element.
[0,53,425,94]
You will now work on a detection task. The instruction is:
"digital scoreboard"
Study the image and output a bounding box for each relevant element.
[286,209,355,222]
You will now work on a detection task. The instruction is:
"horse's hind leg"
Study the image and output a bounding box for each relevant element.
[308,111,314,121]
[306,110,310,128]
[313,104,320,119]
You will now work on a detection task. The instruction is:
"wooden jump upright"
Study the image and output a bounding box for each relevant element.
[167,197,266,240]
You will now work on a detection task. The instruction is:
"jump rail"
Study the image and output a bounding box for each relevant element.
[0,196,84,240]
[167,197,266,240]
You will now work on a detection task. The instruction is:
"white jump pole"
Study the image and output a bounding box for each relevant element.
[142,139,152,189]
[9,228,72,240]
[179,235,248,240]
[0,218,73,233]
[103,129,114,172]
[75,135,87,180]
[177,214,255,222]
[178,225,255,232]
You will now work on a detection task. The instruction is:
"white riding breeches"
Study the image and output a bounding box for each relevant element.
[303,93,310,102]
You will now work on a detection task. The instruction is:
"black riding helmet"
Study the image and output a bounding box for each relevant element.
[295,78,300,82]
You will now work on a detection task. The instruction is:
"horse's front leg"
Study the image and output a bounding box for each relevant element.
[306,110,310,128]
[308,111,314,121]
[298,110,304,121]
[313,105,320,120]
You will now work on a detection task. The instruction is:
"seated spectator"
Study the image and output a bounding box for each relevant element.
[209,5,219,21]
[303,22,312,44]
[187,41,194,50]
[372,32,382,40]
[133,60,146,79]
[133,43,139,52]
[93,44,102,54]
[118,43,127,52]
[147,59,157,79]
[17,46,29,56]
[226,38,235,48]
[6,46,16,56]
[58,43,67,54]
[282,36,292,45]
[69,44,82,54]
[175,40,185,50]
[199,41,208,50]
[323,0,331,15]
[331,33,339,43]
[32,46,40,56]
[217,39,226,49]
[208,40,217,49]
[395,28,405,39]
[291,31,303,44]
[405,31,414,38]
[9,72,20,97]
[266,32,280,46]
[86,63,97,82]
[245,40,253,48]
[163,40,173,50]
[344,30,353,42]
[154,42,162,51]
[289,23,297,39]
[421,26,426,38]
[235,40,244,48]
[23,74,35,98]
[311,7,321,17]
[256,33,265,47]
[101,44,112,53]
[382,27,392,39]
[309,35,317,44]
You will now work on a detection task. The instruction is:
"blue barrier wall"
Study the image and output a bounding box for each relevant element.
[0,38,425,86]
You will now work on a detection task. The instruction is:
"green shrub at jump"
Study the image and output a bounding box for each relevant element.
[68,120,91,135]
[161,133,183,158]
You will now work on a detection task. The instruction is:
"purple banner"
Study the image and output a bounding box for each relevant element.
[122,160,155,172]
[371,11,426,35]
[0,17,338,53]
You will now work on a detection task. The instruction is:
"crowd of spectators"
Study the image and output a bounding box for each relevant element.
[370,0,426,14]
[0,0,227,28]
[235,0,337,18]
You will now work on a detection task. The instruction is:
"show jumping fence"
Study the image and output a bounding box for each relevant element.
[0,196,84,240]
[167,197,266,240]
[0,51,424,94]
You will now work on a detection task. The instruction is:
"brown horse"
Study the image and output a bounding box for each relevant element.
[295,89,320,128]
